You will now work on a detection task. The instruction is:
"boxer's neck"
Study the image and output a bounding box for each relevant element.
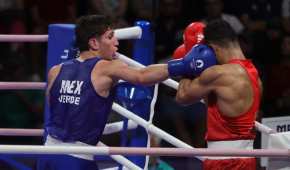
[79,50,101,61]
[218,46,245,64]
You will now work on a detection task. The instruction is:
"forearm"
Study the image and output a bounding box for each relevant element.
[139,64,168,85]
[177,77,210,105]
[176,79,193,104]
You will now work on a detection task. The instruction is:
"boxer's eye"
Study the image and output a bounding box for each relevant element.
[108,32,114,39]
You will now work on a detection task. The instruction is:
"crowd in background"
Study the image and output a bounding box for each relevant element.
[0,0,290,168]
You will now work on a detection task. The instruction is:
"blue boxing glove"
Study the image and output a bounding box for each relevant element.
[168,44,217,77]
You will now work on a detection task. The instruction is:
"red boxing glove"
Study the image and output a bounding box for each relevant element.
[173,44,186,59]
[183,22,206,52]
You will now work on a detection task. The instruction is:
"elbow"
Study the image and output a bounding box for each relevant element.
[175,91,189,104]
[176,90,200,105]
[175,96,183,104]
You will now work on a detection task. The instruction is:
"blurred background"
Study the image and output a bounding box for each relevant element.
[0,0,289,169]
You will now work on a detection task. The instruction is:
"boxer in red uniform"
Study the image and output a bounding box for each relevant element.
[175,19,262,170]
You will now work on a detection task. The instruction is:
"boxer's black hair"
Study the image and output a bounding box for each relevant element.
[204,19,238,48]
[75,15,112,52]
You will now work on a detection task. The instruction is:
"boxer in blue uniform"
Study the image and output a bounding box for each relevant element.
[37,14,217,170]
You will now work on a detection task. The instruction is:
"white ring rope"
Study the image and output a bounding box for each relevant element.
[144,84,159,170]
[0,26,142,42]
[0,82,45,90]
[0,145,288,158]
[114,26,142,40]
[0,35,48,42]
[103,120,137,135]
[0,128,41,136]
[97,142,142,170]
[0,120,137,136]
[101,168,119,170]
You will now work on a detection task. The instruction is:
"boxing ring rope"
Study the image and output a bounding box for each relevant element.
[0,120,137,136]
[144,84,159,169]
[97,142,142,170]
[0,35,48,42]
[0,82,46,90]
[0,145,288,158]
[0,26,141,42]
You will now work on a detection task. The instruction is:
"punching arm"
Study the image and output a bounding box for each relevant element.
[109,59,169,86]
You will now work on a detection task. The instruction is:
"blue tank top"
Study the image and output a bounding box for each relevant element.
[46,57,115,145]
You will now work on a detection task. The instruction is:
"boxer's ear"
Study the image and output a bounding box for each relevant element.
[209,44,222,54]
[88,38,100,50]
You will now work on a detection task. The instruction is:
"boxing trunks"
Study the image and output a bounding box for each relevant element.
[38,57,115,170]
[204,59,261,170]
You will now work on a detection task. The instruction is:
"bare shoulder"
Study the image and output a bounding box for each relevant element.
[46,64,62,97]
[48,64,62,83]
[108,59,128,69]
[96,59,127,69]
[91,59,128,97]
[93,59,128,75]
[202,65,225,75]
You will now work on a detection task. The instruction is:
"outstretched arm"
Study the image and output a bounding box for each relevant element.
[106,59,169,86]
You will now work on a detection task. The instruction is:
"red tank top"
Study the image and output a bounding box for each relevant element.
[206,59,260,141]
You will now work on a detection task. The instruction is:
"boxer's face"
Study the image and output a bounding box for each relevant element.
[89,28,119,60]
[98,29,119,60]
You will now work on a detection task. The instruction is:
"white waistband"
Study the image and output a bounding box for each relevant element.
[45,134,94,161]
[205,140,254,160]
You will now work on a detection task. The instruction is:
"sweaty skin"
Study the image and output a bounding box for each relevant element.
[176,62,262,118]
